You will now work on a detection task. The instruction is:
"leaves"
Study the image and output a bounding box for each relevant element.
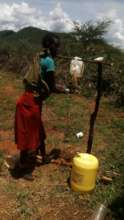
[74,20,111,44]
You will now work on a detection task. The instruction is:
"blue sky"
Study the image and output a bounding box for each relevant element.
[0,0,124,48]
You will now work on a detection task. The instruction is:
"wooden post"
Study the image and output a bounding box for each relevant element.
[57,55,111,154]
[87,63,103,153]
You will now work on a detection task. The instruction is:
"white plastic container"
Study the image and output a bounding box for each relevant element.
[70,57,84,78]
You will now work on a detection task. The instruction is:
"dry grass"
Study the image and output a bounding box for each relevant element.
[0,70,124,219]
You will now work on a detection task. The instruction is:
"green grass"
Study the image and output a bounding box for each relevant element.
[17,190,30,203]
[90,141,124,218]
[4,182,17,193]
[0,70,124,219]
[46,93,124,218]
[16,190,34,218]
[111,118,124,130]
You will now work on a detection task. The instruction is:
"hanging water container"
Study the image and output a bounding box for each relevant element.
[70,153,99,192]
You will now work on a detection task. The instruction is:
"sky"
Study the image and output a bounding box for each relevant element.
[0,0,124,48]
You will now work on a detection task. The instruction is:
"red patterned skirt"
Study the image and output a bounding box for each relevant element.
[15,92,46,151]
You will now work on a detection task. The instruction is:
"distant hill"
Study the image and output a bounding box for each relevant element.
[0,26,50,47]
[0,26,123,106]
[0,26,73,48]
[0,26,73,81]
[0,27,54,71]
[0,30,15,39]
[16,27,48,44]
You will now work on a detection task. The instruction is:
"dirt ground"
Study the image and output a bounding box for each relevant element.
[0,72,93,220]
[0,71,123,220]
[0,130,92,220]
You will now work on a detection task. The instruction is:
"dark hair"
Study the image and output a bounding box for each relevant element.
[42,33,60,49]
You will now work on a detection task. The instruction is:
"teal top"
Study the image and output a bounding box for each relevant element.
[39,56,55,80]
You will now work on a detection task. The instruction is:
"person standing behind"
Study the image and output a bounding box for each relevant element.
[39,33,70,94]
[39,33,60,93]
[36,33,61,159]
[37,33,70,160]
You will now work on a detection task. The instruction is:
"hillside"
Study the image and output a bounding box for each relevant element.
[0,25,124,107]
[0,27,47,44]
[0,26,69,49]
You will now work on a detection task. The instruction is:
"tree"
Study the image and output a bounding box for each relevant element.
[74,20,111,44]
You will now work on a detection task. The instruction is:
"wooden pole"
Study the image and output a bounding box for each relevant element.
[87,63,103,153]
[57,55,111,66]
[58,55,111,154]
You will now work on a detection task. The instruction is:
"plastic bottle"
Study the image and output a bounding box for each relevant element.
[90,203,108,220]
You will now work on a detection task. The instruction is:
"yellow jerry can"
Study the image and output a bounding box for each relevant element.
[70,153,99,192]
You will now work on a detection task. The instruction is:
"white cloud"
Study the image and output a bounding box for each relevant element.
[98,8,124,48]
[0,2,38,30]
[0,1,124,48]
[49,3,74,32]
[0,2,74,32]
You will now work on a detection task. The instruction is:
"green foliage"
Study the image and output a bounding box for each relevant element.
[74,20,111,44]
[0,26,48,75]
[0,23,124,106]
[0,30,15,39]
